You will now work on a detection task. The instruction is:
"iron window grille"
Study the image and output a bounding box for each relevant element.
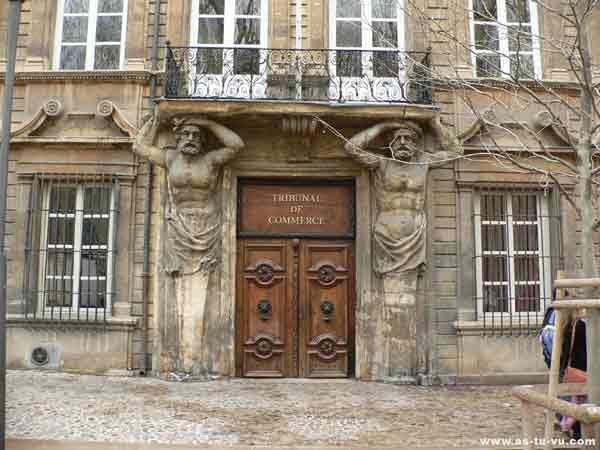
[23,174,119,322]
[473,188,562,335]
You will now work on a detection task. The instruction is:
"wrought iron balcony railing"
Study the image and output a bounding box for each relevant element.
[164,45,432,104]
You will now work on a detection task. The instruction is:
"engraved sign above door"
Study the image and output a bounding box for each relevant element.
[238,179,355,238]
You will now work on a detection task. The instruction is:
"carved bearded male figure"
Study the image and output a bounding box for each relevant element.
[345,121,461,275]
[133,113,244,275]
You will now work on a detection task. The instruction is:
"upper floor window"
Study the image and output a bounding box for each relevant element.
[470,0,541,78]
[55,0,128,70]
[330,0,405,77]
[190,0,267,75]
[474,191,552,318]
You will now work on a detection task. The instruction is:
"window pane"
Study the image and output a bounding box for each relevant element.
[483,255,507,281]
[336,21,362,47]
[512,193,537,219]
[480,194,505,220]
[45,278,73,307]
[481,225,506,251]
[199,0,224,14]
[234,48,260,74]
[510,54,534,78]
[98,0,123,13]
[236,0,260,15]
[235,18,260,45]
[473,0,497,21]
[82,218,109,245]
[506,0,530,22]
[196,48,224,74]
[49,187,77,212]
[60,46,86,69]
[373,51,399,77]
[48,218,75,245]
[513,224,538,251]
[476,54,501,77]
[81,251,108,277]
[372,21,397,48]
[79,279,106,308]
[337,0,361,18]
[64,0,89,13]
[336,50,362,76]
[94,45,120,69]
[96,16,122,42]
[198,18,224,44]
[514,256,539,281]
[508,26,532,51]
[483,285,508,312]
[84,187,111,212]
[475,24,499,50]
[62,16,88,42]
[515,284,539,312]
[46,251,74,276]
[372,0,396,18]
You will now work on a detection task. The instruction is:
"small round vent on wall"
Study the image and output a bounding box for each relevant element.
[31,346,49,366]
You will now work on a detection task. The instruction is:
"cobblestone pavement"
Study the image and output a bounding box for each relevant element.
[7,370,546,448]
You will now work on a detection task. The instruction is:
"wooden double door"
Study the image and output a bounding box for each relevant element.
[236,238,355,377]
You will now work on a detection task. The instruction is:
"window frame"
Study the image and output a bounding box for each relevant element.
[468,0,542,78]
[329,0,405,53]
[473,190,552,320]
[37,183,116,316]
[54,0,129,71]
[189,0,269,49]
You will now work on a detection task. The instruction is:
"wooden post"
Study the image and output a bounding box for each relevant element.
[544,272,565,447]
[521,400,536,450]
[545,309,565,449]
[587,309,600,447]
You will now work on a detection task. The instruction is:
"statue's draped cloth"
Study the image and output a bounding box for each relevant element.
[164,180,220,275]
[373,173,426,275]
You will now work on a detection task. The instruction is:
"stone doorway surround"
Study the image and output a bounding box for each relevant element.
[151,100,445,382]
[223,168,370,379]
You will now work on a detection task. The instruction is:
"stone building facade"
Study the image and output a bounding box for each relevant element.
[0,0,598,383]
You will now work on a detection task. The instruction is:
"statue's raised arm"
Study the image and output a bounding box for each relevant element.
[184,117,245,167]
[421,117,464,167]
[133,111,166,167]
[345,122,398,168]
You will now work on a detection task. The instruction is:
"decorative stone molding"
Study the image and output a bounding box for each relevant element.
[0,71,153,84]
[535,111,577,146]
[10,99,138,143]
[11,100,63,138]
[458,108,497,143]
[96,100,138,137]
[280,116,319,137]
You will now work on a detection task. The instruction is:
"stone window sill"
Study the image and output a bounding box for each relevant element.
[454,318,544,336]
[7,314,139,331]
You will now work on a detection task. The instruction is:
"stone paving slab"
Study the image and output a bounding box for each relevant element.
[7,370,550,448]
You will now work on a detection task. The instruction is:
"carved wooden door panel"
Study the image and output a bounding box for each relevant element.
[236,239,296,377]
[237,239,354,378]
[298,241,355,377]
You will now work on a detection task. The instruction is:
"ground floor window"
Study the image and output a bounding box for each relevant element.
[473,190,553,320]
[24,175,119,321]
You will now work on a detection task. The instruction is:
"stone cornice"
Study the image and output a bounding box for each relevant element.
[0,70,153,84]
[433,77,582,92]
